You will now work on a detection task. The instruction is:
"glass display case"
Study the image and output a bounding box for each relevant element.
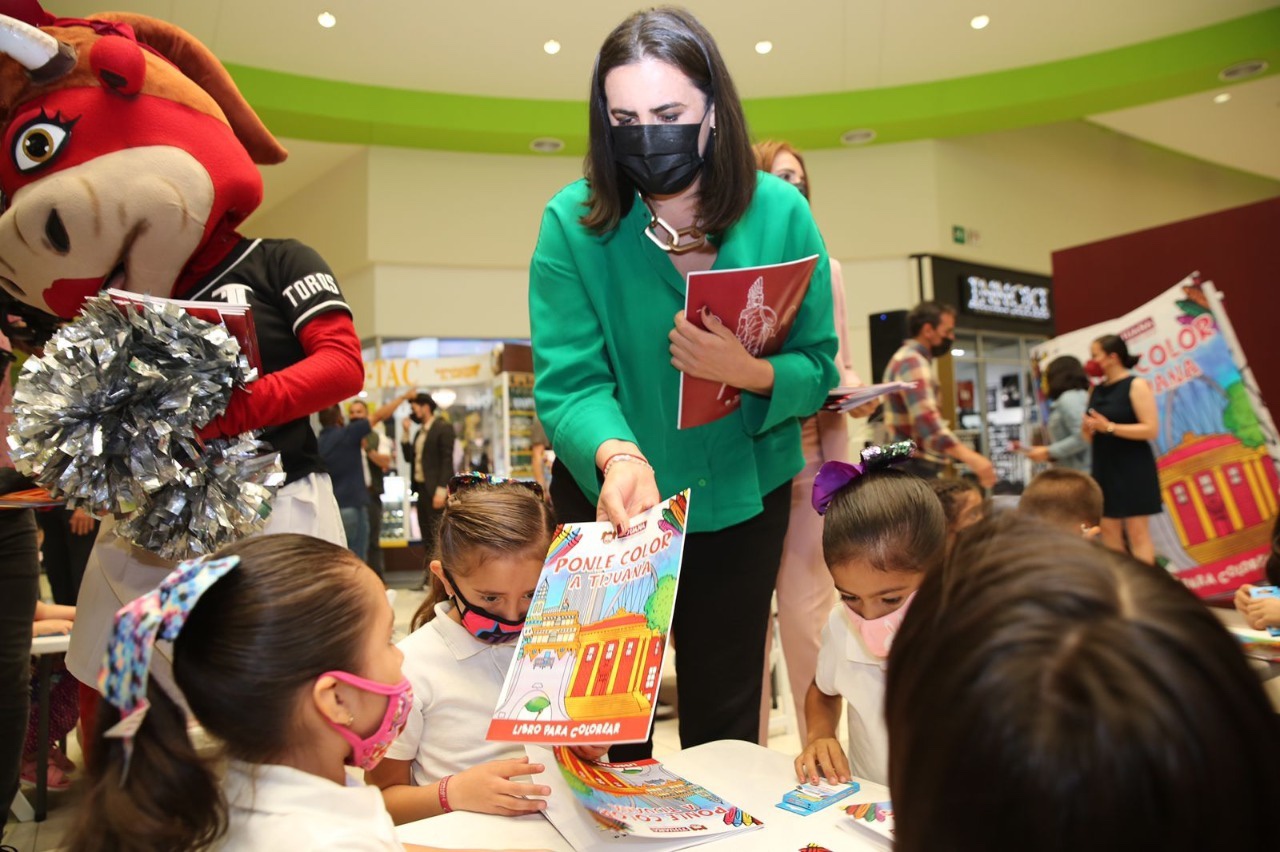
[947,332,1047,492]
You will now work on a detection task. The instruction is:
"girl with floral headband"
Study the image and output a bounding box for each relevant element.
[794,441,946,787]
[368,474,564,824]
[64,533,537,852]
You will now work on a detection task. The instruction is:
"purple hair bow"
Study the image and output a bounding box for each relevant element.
[811,441,917,515]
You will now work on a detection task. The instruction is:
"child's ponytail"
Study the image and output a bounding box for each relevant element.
[69,683,224,852]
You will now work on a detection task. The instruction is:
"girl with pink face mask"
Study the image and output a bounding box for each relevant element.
[64,533,537,852]
[367,474,563,825]
[793,442,947,788]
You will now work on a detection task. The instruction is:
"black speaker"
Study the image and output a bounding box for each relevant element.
[868,309,909,384]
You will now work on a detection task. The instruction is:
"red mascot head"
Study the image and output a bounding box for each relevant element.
[0,1,285,334]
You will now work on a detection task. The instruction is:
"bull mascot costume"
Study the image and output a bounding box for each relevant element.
[0,1,362,728]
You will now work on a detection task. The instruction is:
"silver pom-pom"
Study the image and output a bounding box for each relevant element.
[7,294,283,560]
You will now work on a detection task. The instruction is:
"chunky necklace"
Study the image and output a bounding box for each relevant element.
[642,198,706,254]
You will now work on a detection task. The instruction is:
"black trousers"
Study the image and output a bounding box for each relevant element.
[0,509,40,809]
[551,459,791,758]
[37,508,99,605]
[414,485,444,562]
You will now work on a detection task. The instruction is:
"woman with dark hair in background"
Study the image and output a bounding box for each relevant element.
[885,514,1280,852]
[1020,355,1091,471]
[529,7,838,755]
[1081,334,1160,562]
[751,139,877,745]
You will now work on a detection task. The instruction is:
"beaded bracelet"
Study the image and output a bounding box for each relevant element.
[603,452,652,479]
[438,774,454,813]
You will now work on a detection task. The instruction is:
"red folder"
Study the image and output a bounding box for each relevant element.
[678,255,818,429]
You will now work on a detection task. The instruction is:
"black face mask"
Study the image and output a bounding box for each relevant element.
[611,121,706,197]
[930,336,955,358]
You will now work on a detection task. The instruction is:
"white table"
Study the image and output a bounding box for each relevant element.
[398,739,890,851]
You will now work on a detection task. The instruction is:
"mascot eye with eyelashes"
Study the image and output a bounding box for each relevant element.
[12,112,76,172]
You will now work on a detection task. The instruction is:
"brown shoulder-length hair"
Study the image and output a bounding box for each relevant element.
[885,514,1280,852]
[581,6,756,235]
[752,139,809,198]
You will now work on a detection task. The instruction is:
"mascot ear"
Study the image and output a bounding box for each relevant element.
[89,34,144,95]
[91,12,288,165]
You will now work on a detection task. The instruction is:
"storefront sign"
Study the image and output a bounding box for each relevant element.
[363,355,493,391]
[964,275,1051,322]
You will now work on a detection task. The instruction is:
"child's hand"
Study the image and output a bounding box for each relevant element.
[568,744,609,762]
[450,757,551,817]
[1244,594,1280,630]
[33,619,74,637]
[1235,584,1256,616]
[794,737,850,785]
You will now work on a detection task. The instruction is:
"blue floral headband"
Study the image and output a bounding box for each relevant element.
[811,441,917,515]
[99,554,240,776]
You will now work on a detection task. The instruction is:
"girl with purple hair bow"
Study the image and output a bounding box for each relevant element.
[795,440,949,788]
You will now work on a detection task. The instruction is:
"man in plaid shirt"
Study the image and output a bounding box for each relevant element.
[882,302,996,487]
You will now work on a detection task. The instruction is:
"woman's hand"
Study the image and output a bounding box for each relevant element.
[1081,408,1111,436]
[597,458,660,530]
[844,400,880,418]
[1024,445,1051,463]
[794,737,850,785]
[669,309,773,394]
[449,758,551,817]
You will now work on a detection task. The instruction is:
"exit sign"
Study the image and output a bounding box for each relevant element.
[952,225,966,244]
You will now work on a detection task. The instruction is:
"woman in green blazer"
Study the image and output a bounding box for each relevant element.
[529,7,838,757]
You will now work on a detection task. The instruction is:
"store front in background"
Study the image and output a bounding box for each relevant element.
[359,338,534,571]
[869,256,1054,492]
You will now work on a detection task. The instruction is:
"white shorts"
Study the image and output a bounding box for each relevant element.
[66,473,345,695]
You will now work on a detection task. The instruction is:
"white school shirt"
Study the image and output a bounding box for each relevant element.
[217,761,403,850]
[386,601,524,785]
[813,604,890,786]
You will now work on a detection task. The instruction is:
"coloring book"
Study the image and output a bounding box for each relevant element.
[530,744,762,851]
[678,255,818,430]
[487,492,690,745]
[841,801,895,848]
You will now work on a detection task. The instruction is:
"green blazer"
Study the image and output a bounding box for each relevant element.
[529,173,839,533]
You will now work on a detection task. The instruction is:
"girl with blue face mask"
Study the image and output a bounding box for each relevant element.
[366,474,559,825]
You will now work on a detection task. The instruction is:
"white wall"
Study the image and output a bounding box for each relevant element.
[245,122,1279,345]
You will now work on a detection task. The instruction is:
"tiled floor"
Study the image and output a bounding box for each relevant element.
[4,582,818,850]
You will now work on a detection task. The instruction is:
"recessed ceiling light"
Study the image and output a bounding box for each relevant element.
[951,348,966,357]
[1219,59,1268,81]
[840,128,877,145]
[530,137,565,154]
[755,41,773,55]
[1213,92,1232,104]
[543,39,561,55]
[970,14,990,30]
[317,11,336,28]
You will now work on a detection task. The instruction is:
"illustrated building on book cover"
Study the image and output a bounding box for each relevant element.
[488,492,690,744]
[552,746,762,840]
[679,255,818,430]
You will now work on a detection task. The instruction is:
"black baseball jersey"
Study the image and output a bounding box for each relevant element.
[185,238,354,483]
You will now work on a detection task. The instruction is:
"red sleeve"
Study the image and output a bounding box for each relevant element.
[197,311,363,440]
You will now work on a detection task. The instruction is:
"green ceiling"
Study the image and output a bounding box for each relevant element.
[228,8,1280,155]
